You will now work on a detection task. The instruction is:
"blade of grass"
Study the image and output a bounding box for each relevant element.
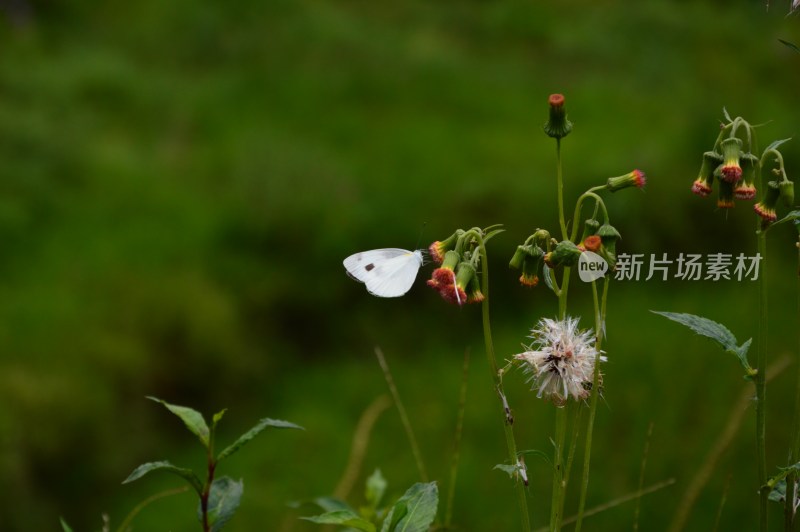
[445,349,470,528]
[375,346,429,482]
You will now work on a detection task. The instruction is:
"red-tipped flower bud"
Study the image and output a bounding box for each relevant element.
[428,231,461,264]
[543,94,573,139]
[734,153,759,200]
[719,138,743,183]
[754,181,781,222]
[692,151,722,198]
[606,169,646,192]
[544,240,582,268]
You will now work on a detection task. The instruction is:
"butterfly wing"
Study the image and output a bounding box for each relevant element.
[343,249,423,298]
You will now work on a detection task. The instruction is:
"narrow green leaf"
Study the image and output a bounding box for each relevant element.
[365,469,388,510]
[60,518,74,532]
[217,418,303,462]
[732,338,753,371]
[147,396,210,448]
[765,137,792,153]
[382,482,438,532]
[199,476,243,532]
[779,39,800,54]
[542,264,555,292]
[301,510,376,532]
[312,497,354,513]
[122,460,203,495]
[212,409,227,428]
[722,107,732,123]
[482,228,505,244]
[773,210,800,227]
[651,311,738,351]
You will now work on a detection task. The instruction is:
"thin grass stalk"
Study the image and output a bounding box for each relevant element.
[375,347,429,482]
[477,237,531,532]
[445,350,470,528]
[756,227,769,531]
[786,238,800,530]
[574,276,608,532]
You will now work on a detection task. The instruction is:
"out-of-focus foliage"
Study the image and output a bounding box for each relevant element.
[0,0,799,530]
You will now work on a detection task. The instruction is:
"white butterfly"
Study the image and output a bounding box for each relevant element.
[343,248,424,298]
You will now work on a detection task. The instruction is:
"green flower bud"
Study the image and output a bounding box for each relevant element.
[544,240,582,268]
[581,219,601,242]
[719,138,743,183]
[780,180,795,208]
[509,245,532,270]
[692,151,722,198]
[754,181,781,223]
[543,94,572,139]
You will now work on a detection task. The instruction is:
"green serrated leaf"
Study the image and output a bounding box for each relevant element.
[651,311,738,351]
[381,482,438,532]
[147,396,210,448]
[217,418,303,462]
[122,460,203,495]
[366,469,388,510]
[301,510,376,532]
[60,518,74,532]
[779,39,800,54]
[543,264,555,292]
[199,476,243,532]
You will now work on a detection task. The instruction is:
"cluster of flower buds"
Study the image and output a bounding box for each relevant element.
[509,221,622,285]
[427,229,488,305]
[692,114,794,224]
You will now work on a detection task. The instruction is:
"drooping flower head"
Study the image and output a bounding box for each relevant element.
[734,153,758,200]
[428,231,462,264]
[427,250,460,290]
[692,151,722,198]
[606,169,647,192]
[717,178,735,209]
[754,181,781,223]
[719,137,743,184]
[514,317,604,406]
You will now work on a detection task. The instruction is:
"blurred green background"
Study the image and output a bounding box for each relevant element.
[2,0,800,530]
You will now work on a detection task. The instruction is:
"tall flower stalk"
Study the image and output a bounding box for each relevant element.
[509,94,645,531]
[658,109,795,531]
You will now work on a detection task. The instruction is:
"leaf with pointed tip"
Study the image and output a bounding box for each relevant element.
[60,518,74,532]
[381,482,438,532]
[765,138,792,153]
[732,338,753,371]
[147,396,210,448]
[773,210,800,227]
[365,469,388,510]
[301,510,376,532]
[198,476,243,532]
[779,39,800,54]
[493,464,518,477]
[722,107,732,123]
[212,409,227,429]
[217,418,303,462]
[543,264,555,292]
[122,460,203,495]
[482,228,505,245]
[651,311,738,350]
[312,497,354,513]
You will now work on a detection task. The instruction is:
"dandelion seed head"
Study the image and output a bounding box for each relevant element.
[514,317,604,405]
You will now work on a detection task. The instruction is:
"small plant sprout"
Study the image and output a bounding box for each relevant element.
[121,397,302,532]
[514,317,604,407]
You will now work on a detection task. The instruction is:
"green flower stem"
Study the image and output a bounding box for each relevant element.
[570,193,609,243]
[477,235,531,532]
[756,226,769,532]
[550,405,568,532]
[786,237,800,531]
[575,276,609,532]
[557,138,568,240]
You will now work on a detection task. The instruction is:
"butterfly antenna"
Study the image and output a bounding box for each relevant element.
[414,222,428,251]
